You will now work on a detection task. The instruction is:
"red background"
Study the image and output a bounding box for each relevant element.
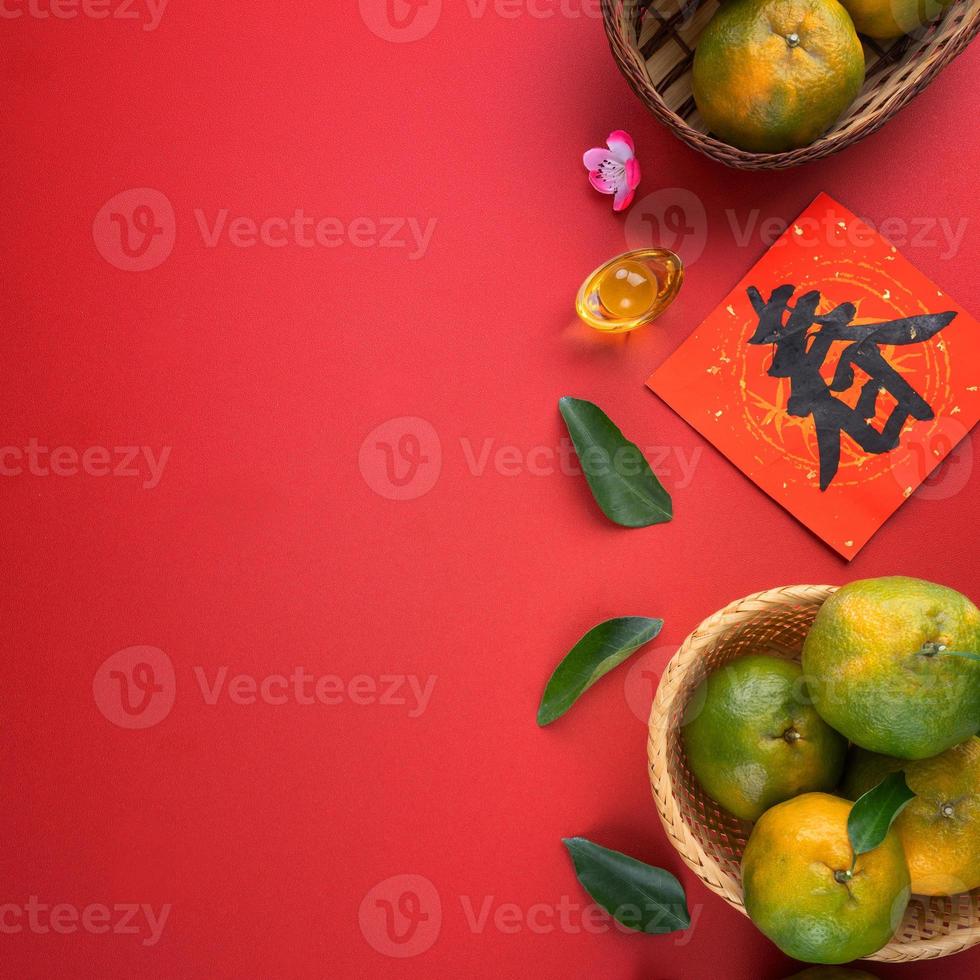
[2,2,978,978]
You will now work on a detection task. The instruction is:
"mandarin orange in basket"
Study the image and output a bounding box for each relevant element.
[742,793,911,964]
[802,577,980,760]
[692,0,865,153]
[681,654,847,821]
[839,0,953,38]
[843,737,980,896]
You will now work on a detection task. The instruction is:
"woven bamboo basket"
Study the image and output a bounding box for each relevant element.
[601,0,980,170]
[648,584,980,962]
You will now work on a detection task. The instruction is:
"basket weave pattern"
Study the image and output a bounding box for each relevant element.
[648,584,980,962]
[601,0,980,169]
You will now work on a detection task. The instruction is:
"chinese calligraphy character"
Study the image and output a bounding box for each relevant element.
[747,284,956,491]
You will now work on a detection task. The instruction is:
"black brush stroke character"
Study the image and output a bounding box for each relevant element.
[746,284,956,491]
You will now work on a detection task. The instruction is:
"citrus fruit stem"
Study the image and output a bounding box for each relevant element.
[919,641,980,662]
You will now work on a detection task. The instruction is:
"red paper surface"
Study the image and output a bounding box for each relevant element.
[649,193,980,560]
[3,5,980,979]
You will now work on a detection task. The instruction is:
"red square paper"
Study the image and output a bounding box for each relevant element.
[649,193,980,560]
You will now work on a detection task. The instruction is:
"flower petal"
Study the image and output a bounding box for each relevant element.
[625,157,641,190]
[589,169,618,195]
[606,130,635,162]
[583,148,610,171]
[613,183,636,212]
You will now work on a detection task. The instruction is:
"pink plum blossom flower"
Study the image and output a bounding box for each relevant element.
[583,130,641,212]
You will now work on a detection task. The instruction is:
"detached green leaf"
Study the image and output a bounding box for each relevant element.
[562,837,690,935]
[848,771,916,863]
[537,617,663,726]
[558,397,672,527]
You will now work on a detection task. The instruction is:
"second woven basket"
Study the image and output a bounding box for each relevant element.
[601,0,980,170]
[648,584,980,962]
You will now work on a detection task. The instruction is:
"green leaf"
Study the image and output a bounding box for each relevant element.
[562,837,690,935]
[943,650,980,662]
[558,397,672,528]
[537,617,663,726]
[847,771,916,865]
